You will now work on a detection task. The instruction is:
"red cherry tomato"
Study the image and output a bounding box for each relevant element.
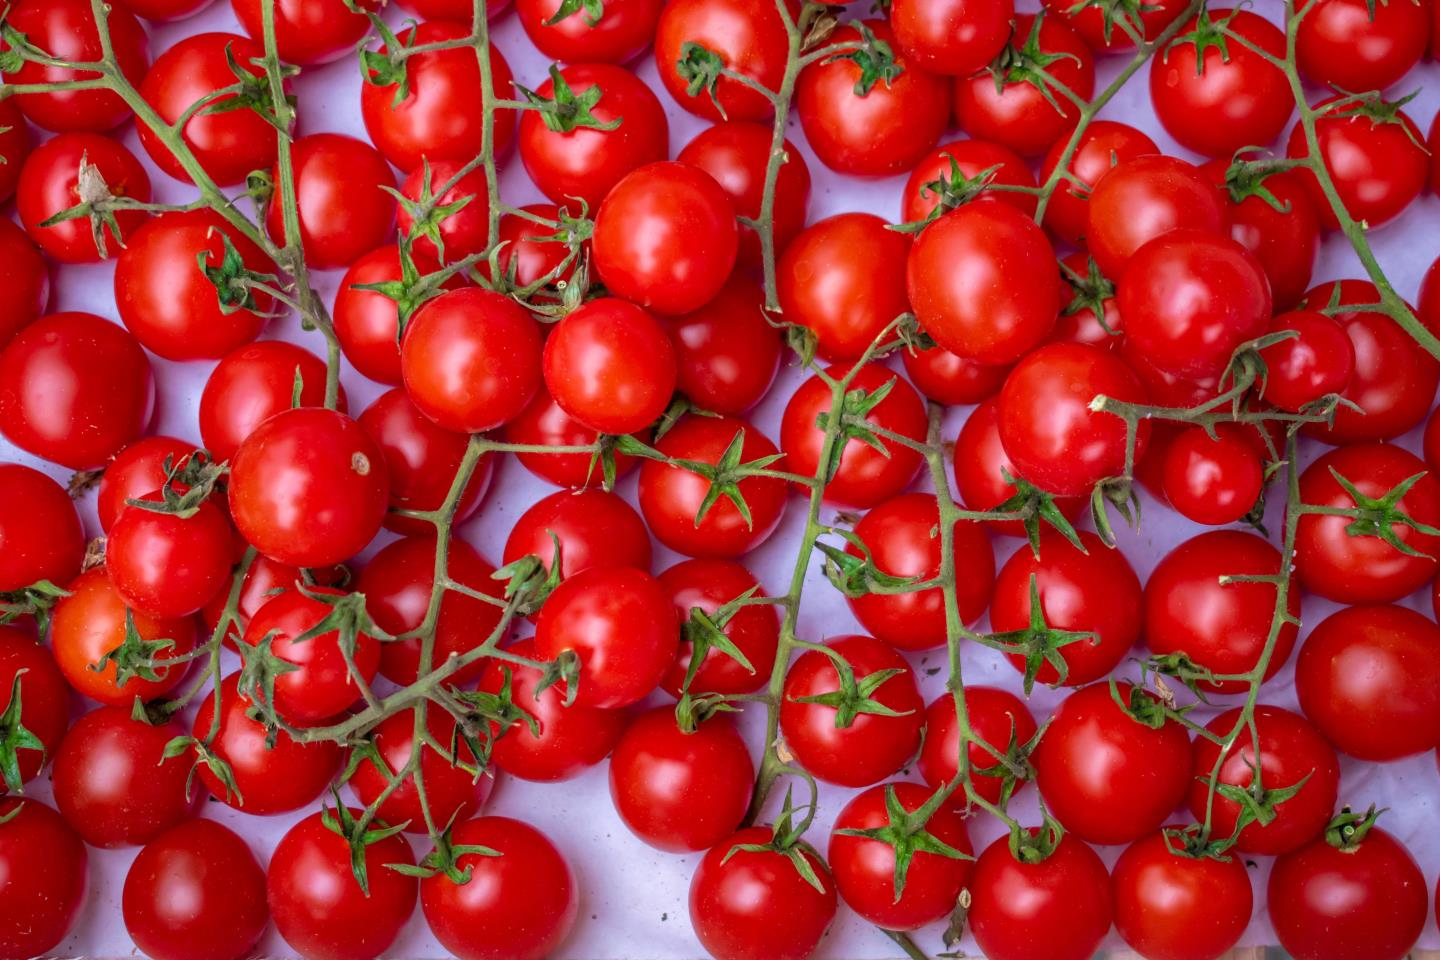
[1112,829,1253,960]
[918,687,1037,809]
[653,0,790,121]
[265,133,396,269]
[904,138,1038,223]
[0,463,84,591]
[396,162,490,264]
[1206,163,1320,312]
[198,340,342,462]
[658,558,779,698]
[349,705,492,832]
[106,491,233,619]
[503,488,652,579]
[1042,0,1188,50]
[1258,309,1356,411]
[1054,252,1123,349]
[1297,0,1429,93]
[1038,121,1157,246]
[231,0,371,66]
[0,102,31,204]
[17,132,153,263]
[542,297,677,435]
[502,384,645,489]
[0,219,48,347]
[1160,424,1264,525]
[333,245,433,386]
[0,626,70,790]
[889,0,1013,75]
[516,0,663,63]
[1287,97,1428,230]
[1085,154,1224,279]
[112,0,218,22]
[904,346,1010,406]
[666,275,782,414]
[969,830,1113,960]
[952,398,1085,536]
[0,798,87,958]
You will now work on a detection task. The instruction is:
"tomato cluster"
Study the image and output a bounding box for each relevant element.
[2,0,1440,959]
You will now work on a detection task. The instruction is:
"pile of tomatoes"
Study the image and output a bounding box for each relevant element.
[3,0,1440,958]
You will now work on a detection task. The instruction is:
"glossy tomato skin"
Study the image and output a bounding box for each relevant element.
[952,398,1085,536]
[334,246,431,386]
[97,437,198,534]
[846,493,994,650]
[1188,705,1339,855]
[996,342,1149,496]
[779,634,923,786]
[678,121,811,270]
[0,626,69,789]
[489,203,582,295]
[0,798,87,958]
[969,831,1112,960]
[1287,101,1428,230]
[421,816,578,960]
[639,415,787,558]
[991,531,1142,686]
[593,162,740,315]
[1295,443,1440,603]
[1160,424,1264,526]
[904,346,1010,406]
[231,0,370,66]
[1034,683,1192,845]
[503,488,652,579]
[609,708,753,852]
[518,63,668,210]
[542,297,677,435]
[477,638,625,782]
[533,566,678,709]
[1085,154,1224,279]
[779,213,912,361]
[17,133,153,263]
[1042,0,1187,50]
[1297,0,1428,94]
[198,340,341,462]
[797,20,950,176]
[191,673,341,815]
[1270,825,1427,960]
[517,0,663,63]
[1207,165,1320,313]
[1296,604,1440,761]
[265,134,396,269]
[0,102,30,204]
[267,810,418,960]
[350,706,492,832]
[503,384,645,488]
[667,276,782,413]
[1144,531,1299,694]
[1111,829,1253,960]
[50,568,196,705]
[780,363,928,508]
[397,162,490,264]
[904,138,1038,222]
[113,0,218,19]
[0,220,48,347]
[106,492,233,619]
[658,559,779,697]
[2,0,149,132]
[1055,252,1123,350]
[829,781,972,931]
[52,706,194,848]
[890,0,1013,75]
[114,210,273,360]
[919,687,1037,808]
[689,824,837,960]
[1039,121,1157,247]
[356,534,504,685]
[0,463,84,591]
[907,202,1060,365]
[138,32,276,185]
[654,0,790,121]
[228,407,388,568]
[1258,309,1355,411]
[123,819,268,960]
[1150,10,1291,158]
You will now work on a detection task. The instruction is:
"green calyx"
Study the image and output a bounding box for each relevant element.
[723,787,829,894]
[0,671,45,794]
[544,0,604,27]
[979,574,1096,695]
[824,22,903,97]
[834,784,971,902]
[517,65,623,134]
[1327,468,1440,559]
[1324,805,1384,851]
[89,610,177,691]
[789,653,913,729]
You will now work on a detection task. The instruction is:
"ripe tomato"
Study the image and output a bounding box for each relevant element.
[542,297,677,434]
[1150,9,1291,158]
[199,340,341,462]
[678,121,811,269]
[533,566,677,709]
[780,363,927,508]
[201,556,342,648]
[609,708,753,852]
[0,799,87,958]
[1297,0,1428,93]
[17,132,153,263]
[503,384,645,488]
[779,213,912,361]
[903,138,1038,223]
[1054,252,1122,349]
[907,203,1059,364]
[828,781,972,931]
[1287,98,1428,229]
[50,568,196,705]
[779,634,923,786]
[954,15,1095,157]
[1160,424,1264,525]
[396,162,489,264]
[106,492,233,619]
[1085,154,1224,279]
[592,162,739,315]
[333,245,435,386]
[1041,0,1188,50]
[1144,530,1299,694]
[889,0,1013,75]
[689,825,837,960]
[231,0,371,66]
[658,558,779,698]
[918,687,1037,808]
[267,810,418,960]
[846,493,994,650]
[952,398,1084,535]
[503,488,652,578]
[516,0,663,63]
[112,0,217,20]
[0,463,84,591]
[968,830,1112,960]
[487,203,581,295]
[1112,829,1253,960]
[124,822,268,960]
[1295,442,1440,603]
[1206,163,1320,312]
[0,102,31,204]
[51,706,193,847]
[1039,121,1157,246]
[349,706,492,832]
[1187,705,1339,855]
[239,586,380,724]
[639,415,787,558]
[997,341,1149,496]
[99,438,197,533]
[361,21,515,173]
[653,0,790,121]
[138,32,276,186]
[394,0,512,15]
[667,276,782,413]
[1,0,149,132]
[477,638,625,782]
[991,530,1142,686]
[228,407,388,568]
[0,217,48,347]
[1258,309,1355,411]
[421,816,578,960]
[356,534,504,685]
[0,627,69,790]
[265,134,396,269]
[192,673,341,815]
[904,346,1010,406]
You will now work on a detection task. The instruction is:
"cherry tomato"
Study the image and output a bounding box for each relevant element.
[228,407,388,568]
[667,276,782,414]
[918,687,1037,808]
[653,0,790,121]
[394,0,512,16]
[0,798,87,959]
[1297,0,1429,93]
[231,0,371,66]
[503,488,652,579]
[952,398,1085,536]
[1112,829,1253,960]
[107,491,233,619]
[779,634,923,786]
[658,558,779,698]
[487,204,581,297]
[333,245,434,386]
[396,162,490,264]
[0,626,69,790]
[265,133,396,269]
[1085,154,1224,279]
[534,566,678,709]
[1054,252,1122,349]
[350,705,492,833]
[542,297,677,435]
[1187,705,1339,855]
[17,133,153,263]
[968,830,1113,960]
[0,463,84,591]
[112,0,217,21]
[890,0,1013,75]
[1206,163,1320,312]
[420,816,578,960]
[1038,121,1157,246]
[0,219,49,347]
[1287,97,1428,230]
[593,161,739,315]
[516,0,663,63]
[0,102,31,204]
[1160,424,1264,525]
[1258,309,1356,411]
[907,202,1059,364]
[1042,0,1188,51]
[610,707,753,852]
[199,340,341,462]
[503,384,645,488]
[904,138,1038,223]
[903,346,1010,406]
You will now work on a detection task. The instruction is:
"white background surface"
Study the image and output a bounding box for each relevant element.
[7,0,1440,957]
